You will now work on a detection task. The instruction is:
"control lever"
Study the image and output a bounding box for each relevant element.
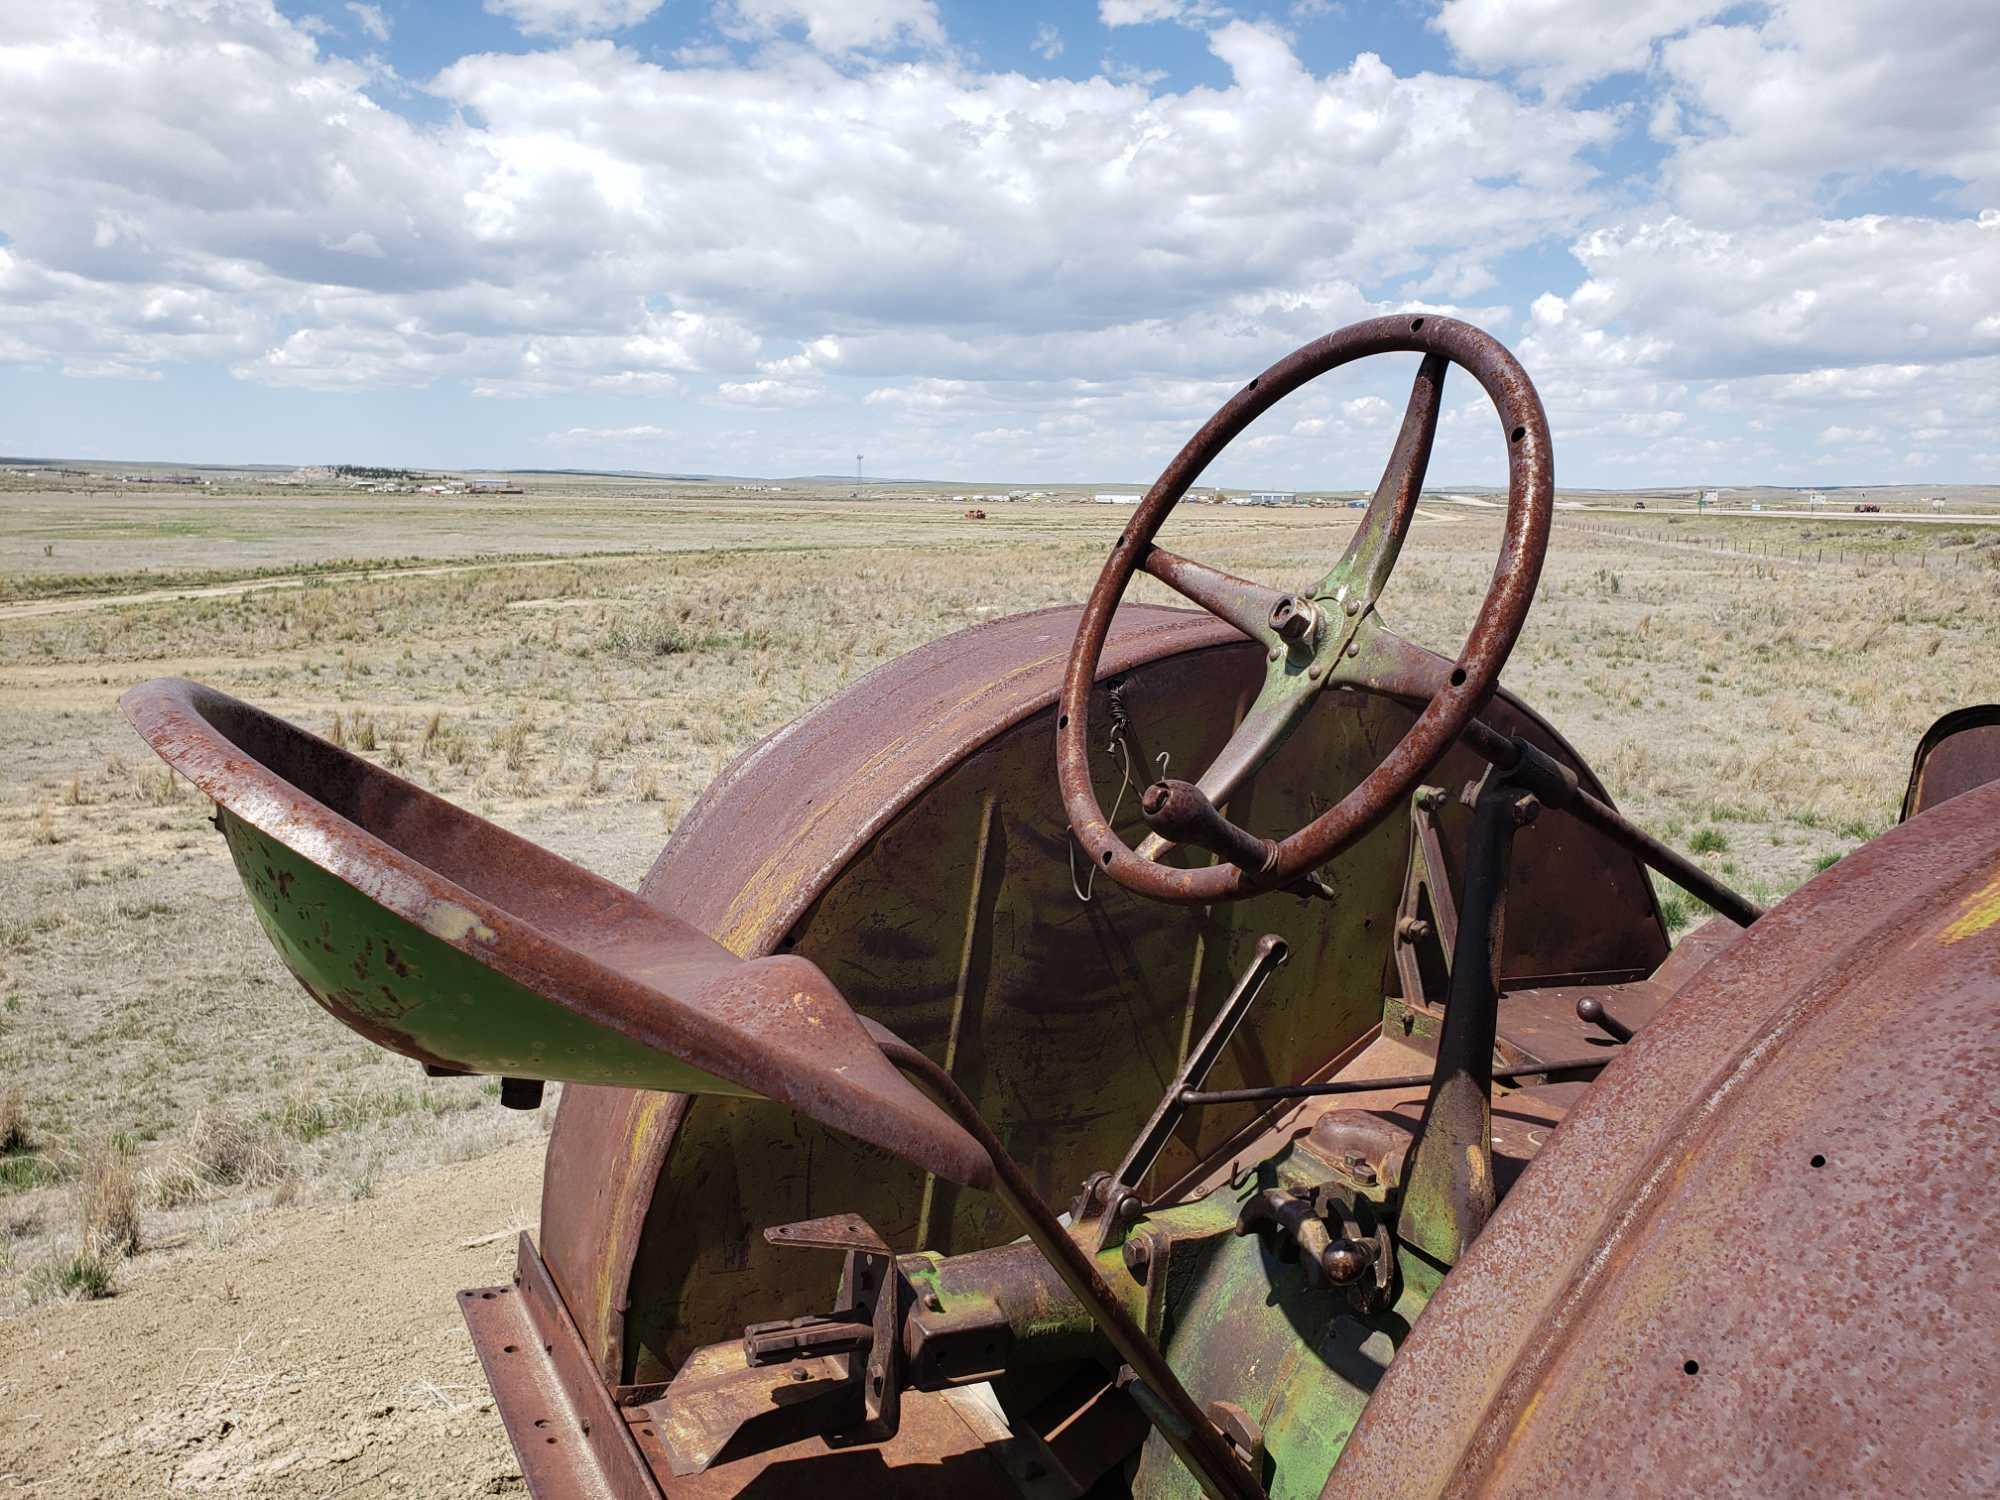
[1575,995,1633,1044]
[1084,934,1290,1250]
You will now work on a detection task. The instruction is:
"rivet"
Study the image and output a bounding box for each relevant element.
[1346,641,1360,657]
[1344,599,1360,616]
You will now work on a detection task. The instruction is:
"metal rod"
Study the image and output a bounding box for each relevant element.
[1459,719,1763,928]
[1181,1056,1614,1107]
[1109,934,1289,1197]
[880,1039,1261,1500]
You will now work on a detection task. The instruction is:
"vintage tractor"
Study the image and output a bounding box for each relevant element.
[122,317,1998,1498]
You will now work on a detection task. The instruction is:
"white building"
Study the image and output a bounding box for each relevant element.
[1093,493,1141,504]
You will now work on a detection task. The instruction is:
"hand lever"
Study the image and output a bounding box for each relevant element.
[1087,934,1289,1250]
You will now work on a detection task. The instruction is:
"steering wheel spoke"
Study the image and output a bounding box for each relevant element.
[1310,352,1448,609]
[1133,651,1324,860]
[1330,613,1460,705]
[1139,545,1288,649]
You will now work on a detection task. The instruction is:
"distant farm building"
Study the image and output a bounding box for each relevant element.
[1094,492,1141,504]
[1229,491,1296,507]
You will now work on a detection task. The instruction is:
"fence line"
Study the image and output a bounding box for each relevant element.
[1551,517,1984,574]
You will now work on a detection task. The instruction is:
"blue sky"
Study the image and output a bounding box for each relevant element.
[1,0,1995,486]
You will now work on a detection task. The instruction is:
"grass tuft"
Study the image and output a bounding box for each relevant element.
[79,1140,141,1258]
[27,1248,117,1303]
[0,1089,30,1155]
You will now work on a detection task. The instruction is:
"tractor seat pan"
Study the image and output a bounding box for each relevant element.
[118,677,992,1189]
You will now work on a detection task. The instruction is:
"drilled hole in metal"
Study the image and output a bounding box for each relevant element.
[1103,850,1114,865]
[1683,1360,1700,1375]
[1410,317,1425,331]
[503,1344,518,1354]
[1510,425,1526,443]
[1810,1153,1826,1168]
[1059,714,1069,729]
[1450,668,1467,687]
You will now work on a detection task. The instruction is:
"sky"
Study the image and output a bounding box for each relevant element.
[0,0,1995,488]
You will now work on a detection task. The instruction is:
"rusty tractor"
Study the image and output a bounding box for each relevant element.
[124,316,1999,1499]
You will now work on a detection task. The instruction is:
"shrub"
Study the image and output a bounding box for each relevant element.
[0,1090,29,1155]
[79,1143,140,1258]
[1689,827,1730,855]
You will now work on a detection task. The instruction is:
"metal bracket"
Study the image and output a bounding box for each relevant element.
[1392,784,1460,1005]
[754,1213,904,1444]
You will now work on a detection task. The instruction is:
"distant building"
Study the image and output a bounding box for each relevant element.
[1094,492,1141,504]
[1246,491,1295,507]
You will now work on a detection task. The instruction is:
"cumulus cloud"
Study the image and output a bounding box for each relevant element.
[345,2,391,41]
[1657,0,2000,220]
[0,0,1995,482]
[721,0,944,53]
[1434,0,1727,95]
[484,0,664,38]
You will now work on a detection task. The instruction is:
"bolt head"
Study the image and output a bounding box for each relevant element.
[1123,1236,1153,1279]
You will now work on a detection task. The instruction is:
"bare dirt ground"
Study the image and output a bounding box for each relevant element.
[0,1137,540,1497]
[2,480,1995,1495]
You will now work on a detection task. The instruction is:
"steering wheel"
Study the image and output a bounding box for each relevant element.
[1057,314,1553,905]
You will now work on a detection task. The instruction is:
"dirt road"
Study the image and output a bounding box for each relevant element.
[0,1141,543,1497]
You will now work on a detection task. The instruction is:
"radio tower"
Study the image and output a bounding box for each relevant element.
[856,453,863,484]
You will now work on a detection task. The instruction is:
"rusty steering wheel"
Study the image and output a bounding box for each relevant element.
[1057,315,1553,905]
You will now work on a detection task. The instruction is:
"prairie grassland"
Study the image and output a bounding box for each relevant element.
[0,488,1994,1308]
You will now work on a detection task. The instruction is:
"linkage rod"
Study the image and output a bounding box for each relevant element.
[880,1039,1262,1500]
[1181,1056,1614,1108]
[1458,718,1763,928]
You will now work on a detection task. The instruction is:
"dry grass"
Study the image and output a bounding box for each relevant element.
[0,1089,28,1154]
[79,1139,140,1258]
[1,486,1995,1306]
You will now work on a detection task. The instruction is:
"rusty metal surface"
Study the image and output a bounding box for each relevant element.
[1903,704,2000,819]
[1328,778,2000,1498]
[584,605,1666,1381]
[541,1088,691,1385]
[1059,316,1555,904]
[462,1234,662,1500]
[120,676,991,1190]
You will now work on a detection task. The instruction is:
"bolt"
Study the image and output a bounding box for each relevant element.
[788,1366,810,1382]
[1308,665,1322,680]
[923,1290,943,1312]
[1123,1236,1153,1280]
[1269,595,1315,643]
[1346,641,1360,657]
[1510,793,1542,827]
[1344,598,1360,617]
[1396,916,1432,945]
